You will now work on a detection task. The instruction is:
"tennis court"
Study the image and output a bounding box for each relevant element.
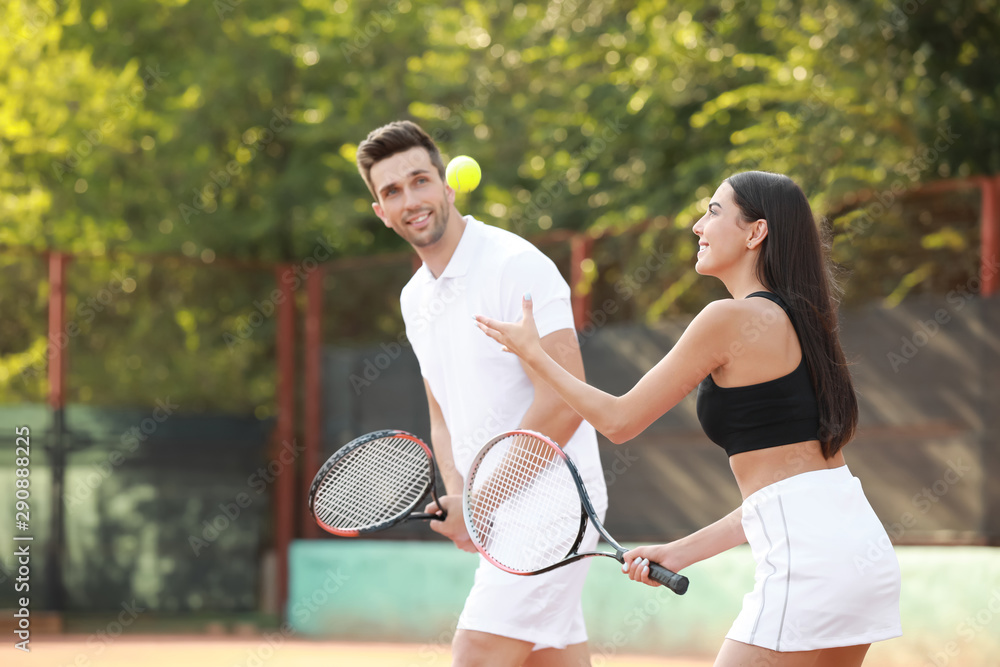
[15,634,942,667]
[17,637,714,667]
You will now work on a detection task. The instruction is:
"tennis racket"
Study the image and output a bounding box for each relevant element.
[307,429,445,537]
[463,429,688,595]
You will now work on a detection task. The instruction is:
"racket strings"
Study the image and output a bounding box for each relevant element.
[313,436,432,531]
[314,440,428,528]
[476,436,553,516]
[467,434,581,572]
[315,448,425,528]
[315,441,428,524]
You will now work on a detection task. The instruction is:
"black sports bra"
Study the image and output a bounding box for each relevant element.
[696,292,821,457]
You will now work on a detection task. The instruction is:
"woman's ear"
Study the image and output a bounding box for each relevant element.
[747,218,768,249]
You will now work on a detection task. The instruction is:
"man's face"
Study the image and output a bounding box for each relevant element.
[370,146,454,248]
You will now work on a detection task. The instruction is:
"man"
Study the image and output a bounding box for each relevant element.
[356,120,607,666]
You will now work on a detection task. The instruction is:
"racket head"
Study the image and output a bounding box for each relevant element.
[308,429,436,536]
[463,429,586,575]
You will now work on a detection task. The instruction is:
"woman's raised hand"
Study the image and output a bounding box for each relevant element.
[474,294,543,363]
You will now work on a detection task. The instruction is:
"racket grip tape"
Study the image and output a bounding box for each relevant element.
[648,563,689,595]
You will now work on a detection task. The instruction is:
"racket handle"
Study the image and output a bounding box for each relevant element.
[647,563,689,595]
[409,511,447,521]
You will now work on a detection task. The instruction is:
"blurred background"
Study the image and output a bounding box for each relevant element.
[1,0,999,665]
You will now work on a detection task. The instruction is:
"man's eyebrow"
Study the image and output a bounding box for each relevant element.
[378,168,430,195]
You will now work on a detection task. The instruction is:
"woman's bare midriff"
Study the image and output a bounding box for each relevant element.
[730,439,847,499]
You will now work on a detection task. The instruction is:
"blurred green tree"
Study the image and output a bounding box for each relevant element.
[2,0,997,408]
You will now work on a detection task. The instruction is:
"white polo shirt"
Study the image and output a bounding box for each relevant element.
[401,215,606,505]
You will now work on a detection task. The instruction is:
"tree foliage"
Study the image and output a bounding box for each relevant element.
[1,0,997,408]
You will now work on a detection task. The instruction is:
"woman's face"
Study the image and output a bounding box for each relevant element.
[692,181,751,277]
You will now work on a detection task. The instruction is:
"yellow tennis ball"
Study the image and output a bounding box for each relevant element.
[446,155,482,193]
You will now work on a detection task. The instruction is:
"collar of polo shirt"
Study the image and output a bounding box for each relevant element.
[416,215,482,283]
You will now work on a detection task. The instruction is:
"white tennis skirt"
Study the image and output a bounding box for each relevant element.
[727,466,902,652]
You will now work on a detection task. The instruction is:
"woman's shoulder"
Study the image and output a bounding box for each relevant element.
[679,299,744,347]
[690,297,790,342]
[696,297,774,324]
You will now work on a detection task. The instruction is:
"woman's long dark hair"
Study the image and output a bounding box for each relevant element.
[726,171,858,458]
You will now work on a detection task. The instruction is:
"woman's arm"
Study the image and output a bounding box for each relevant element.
[475,296,738,444]
[622,507,747,587]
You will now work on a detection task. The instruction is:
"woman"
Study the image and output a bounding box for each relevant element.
[475,171,902,666]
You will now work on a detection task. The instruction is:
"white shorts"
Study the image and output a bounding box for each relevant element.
[457,507,604,651]
[727,466,902,652]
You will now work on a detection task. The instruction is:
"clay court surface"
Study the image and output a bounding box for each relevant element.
[14,636,714,667]
[9,636,916,667]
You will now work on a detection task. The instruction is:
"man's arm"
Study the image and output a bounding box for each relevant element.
[422,378,475,553]
[516,328,585,448]
[464,328,587,518]
[424,377,462,494]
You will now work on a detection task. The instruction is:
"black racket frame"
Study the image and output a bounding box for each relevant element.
[307,429,446,536]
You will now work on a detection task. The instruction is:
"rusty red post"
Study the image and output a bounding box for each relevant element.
[982,175,1000,297]
[302,265,325,539]
[48,252,69,408]
[45,251,71,611]
[274,264,296,615]
[570,235,594,331]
